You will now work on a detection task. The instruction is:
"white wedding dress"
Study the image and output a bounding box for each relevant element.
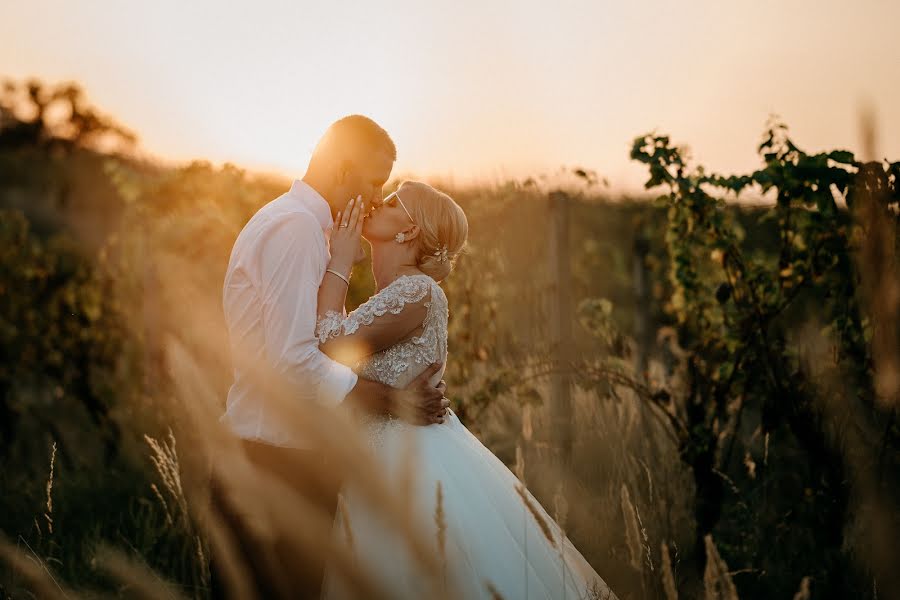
[316,274,617,600]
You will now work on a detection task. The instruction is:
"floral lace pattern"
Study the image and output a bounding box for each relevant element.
[315,274,449,446]
[316,274,448,387]
[315,310,345,344]
[315,274,436,344]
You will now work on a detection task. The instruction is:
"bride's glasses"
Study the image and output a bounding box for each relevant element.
[380,190,416,224]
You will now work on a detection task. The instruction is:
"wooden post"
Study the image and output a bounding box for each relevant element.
[548,191,574,467]
[633,232,651,379]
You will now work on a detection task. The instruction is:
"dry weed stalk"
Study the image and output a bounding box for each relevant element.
[44,441,56,536]
[0,537,71,600]
[434,480,448,595]
[192,502,257,600]
[660,541,678,600]
[702,535,738,600]
[792,575,812,600]
[620,484,642,571]
[634,493,652,573]
[337,493,355,552]
[484,579,506,600]
[553,482,569,599]
[434,481,447,562]
[93,544,186,600]
[144,429,188,527]
[521,403,533,441]
[514,443,526,482]
[515,483,556,548]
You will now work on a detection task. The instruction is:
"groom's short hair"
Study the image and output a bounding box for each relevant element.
[309,115,396,172]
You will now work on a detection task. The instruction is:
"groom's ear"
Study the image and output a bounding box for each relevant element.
[336,164,349,184]
[334,160,352,186]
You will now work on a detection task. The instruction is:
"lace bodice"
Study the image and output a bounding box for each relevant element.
[315,274,449,389]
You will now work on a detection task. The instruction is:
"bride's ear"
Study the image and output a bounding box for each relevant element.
[403,224,421,242]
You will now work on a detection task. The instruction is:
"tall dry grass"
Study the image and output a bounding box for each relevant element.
[1,174,693,599]
[2,150,896,599]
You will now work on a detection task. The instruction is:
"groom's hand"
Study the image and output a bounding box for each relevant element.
[391,362,450,426]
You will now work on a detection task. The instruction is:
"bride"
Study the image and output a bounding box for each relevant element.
[314,180,617,600]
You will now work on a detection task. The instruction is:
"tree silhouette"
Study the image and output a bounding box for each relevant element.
[0,78,136,152]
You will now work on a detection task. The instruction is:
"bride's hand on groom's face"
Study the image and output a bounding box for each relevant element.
[391,362,450,426]
[329,196,364,274]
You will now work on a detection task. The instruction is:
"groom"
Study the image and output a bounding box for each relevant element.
[214,115,449,599]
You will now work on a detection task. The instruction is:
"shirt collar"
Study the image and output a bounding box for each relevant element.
[289,180,334,233]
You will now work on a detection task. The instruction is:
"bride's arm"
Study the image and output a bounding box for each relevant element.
[317,281,433,366]
[317,267,351,325]
[317,196,362,323]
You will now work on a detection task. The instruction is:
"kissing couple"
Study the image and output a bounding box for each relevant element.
[216,115,618,600]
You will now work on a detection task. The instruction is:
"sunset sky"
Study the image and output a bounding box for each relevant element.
[2,0,898,192]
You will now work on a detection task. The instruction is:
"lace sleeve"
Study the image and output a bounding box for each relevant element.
[315,310,345,344]
[342,276,431,336]
[317,275,434,363]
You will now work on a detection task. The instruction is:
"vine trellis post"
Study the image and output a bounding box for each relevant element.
[548,191,574,470]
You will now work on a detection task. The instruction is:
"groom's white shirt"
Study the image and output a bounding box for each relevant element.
[221,180,358,448]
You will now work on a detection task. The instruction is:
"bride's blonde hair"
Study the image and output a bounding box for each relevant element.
[398,180,468,281]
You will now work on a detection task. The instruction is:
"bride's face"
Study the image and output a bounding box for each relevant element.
[363,189,416,243]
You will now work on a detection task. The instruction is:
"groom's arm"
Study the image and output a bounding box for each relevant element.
[258,213,358,407]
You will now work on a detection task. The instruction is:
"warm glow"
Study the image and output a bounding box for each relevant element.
[2,0,898,192]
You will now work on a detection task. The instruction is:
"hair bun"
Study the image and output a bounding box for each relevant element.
[396,180,468,282]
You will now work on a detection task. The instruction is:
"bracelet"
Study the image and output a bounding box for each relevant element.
[325,268,350,286]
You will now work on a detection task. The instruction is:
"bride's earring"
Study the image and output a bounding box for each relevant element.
[395,232,406,243]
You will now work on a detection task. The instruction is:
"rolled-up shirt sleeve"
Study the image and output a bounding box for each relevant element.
[257,213,358,407]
